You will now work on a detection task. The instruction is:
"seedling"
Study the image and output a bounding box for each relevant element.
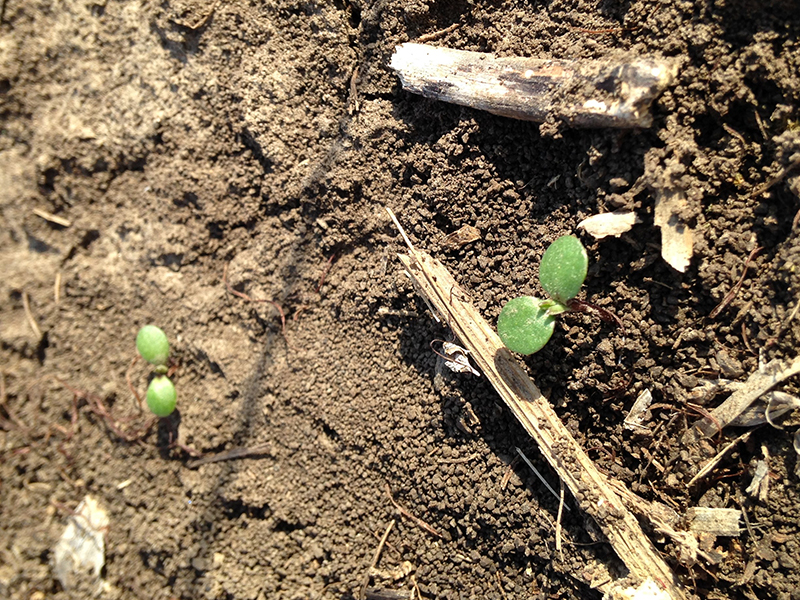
[497,235,588,355]
[136,325,170,371]
[146,375,177,417]
[135,325,177,417]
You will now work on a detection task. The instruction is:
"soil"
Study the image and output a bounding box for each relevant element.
[2,1,800,599]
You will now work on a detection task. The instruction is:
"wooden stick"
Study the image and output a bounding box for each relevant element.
[390,43,677,128]
[389,209,685,600]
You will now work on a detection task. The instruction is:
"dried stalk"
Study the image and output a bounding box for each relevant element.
[390,43,677,128]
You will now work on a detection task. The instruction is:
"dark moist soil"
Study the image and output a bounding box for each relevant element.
[2,1,800,599]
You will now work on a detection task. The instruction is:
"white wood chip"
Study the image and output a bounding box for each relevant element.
[578,211,639,239]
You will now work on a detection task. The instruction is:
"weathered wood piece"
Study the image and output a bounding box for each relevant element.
[390,43,677,128]
[389,210,686,600]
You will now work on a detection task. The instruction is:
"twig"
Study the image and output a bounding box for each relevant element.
[57,378,155,442]
[515,447,571,512]
[410,575,422,600]
[499,456,519,490]
[316,253,338,293]
[385,484,441,538]
[163,426,203,458]
[742,320,755,356]
[359,519,395,600]
[186,443,272,468]
[495,572,509,600]
[570,24,640,34]
[684,403,725,441]
[368,527,402,558]
[349,65,360,114]
[22,291,41,339]
[567,299,625,330]
[415,23,459,43]
[683,357,800,443]
[436,452,479,465]
[750,156,800,198]
[709,246,762,319]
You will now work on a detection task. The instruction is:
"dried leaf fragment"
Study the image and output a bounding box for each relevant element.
[578,211,639,239]
[442,225,481,249]
[624,388,653,431]
[729,390,800,427]
[441,341,481,376]
[654,187,693,272]
[682,355,800,444]
[685,507,741,536]
[746,459,770,502]
[53,495,109,592]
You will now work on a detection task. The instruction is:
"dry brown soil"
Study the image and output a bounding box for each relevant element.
[2,0,800,599]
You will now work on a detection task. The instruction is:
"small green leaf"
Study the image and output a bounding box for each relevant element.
[146,375,177,417]
[497,296,556,355]
[540,298,569,316]
[136,325,170,366]
[539,235,588,304]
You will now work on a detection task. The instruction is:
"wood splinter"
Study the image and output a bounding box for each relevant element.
[390,43,677,128]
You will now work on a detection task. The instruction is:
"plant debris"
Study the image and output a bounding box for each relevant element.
[578,211,639,239]
[390,43,677,128]
[52,495,109,593]
[683,355,800,444]
[653,187,693,273]
[624,388,654,432]
[685,507,741,537]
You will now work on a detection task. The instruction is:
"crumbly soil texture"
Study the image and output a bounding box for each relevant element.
[2,1,800,599]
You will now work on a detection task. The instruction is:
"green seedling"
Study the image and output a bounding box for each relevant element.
[135,325,177,416]
[136,325,170,369]
[497,235,588,355]
[146,375,177,417]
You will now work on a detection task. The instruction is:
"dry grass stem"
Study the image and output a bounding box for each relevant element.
[33,207,71,227]
[186,443,273,469]
[515,447,571,512]
[709,246,762,319]
[54,271,62,305]
[22,291,41,339]
[556,479,566,561]
[359,519,396,600]
[385,484,442,538]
